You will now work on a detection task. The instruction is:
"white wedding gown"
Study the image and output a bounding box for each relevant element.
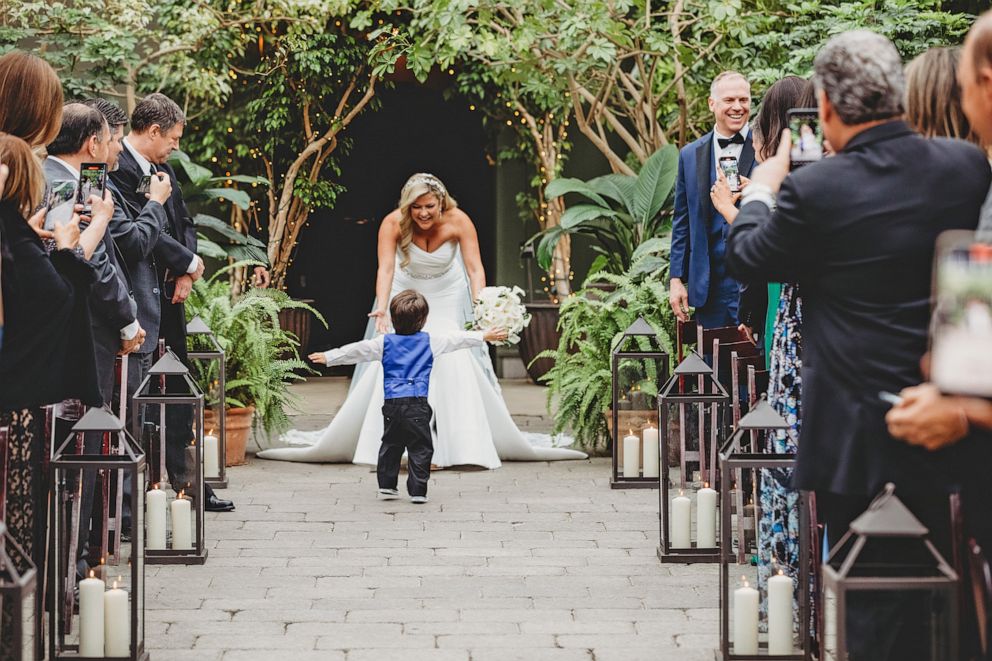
[257,241,587,468]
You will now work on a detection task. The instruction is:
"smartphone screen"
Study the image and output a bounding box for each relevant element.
[44,180,77,230]
[136,174,152,195]
[787,109,824,167]
[77,162,108,210]
[718,155,741,192]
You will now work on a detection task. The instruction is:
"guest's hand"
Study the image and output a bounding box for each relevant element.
[749,128,792,194]
[87,190,114,229]
[710,169,741,223]
[53,214,81,251]
[308,352,328,365]
[886,383,969,451]
[369,309,390,334]
[669,278,690,322]
[253,266,271,289]
[147,172,172,205]
[738,175,751,191]
[190,256,205,282]
[171,274,193,304]
[484,328,509,343]
[120,324,146,355]
[26,206,54,240]
[738,324,758,346]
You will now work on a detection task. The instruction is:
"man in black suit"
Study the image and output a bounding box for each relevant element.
[108,93,234,512]
[670,71,756,332]
[726,31,990,660]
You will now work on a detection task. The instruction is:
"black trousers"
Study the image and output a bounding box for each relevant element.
[379,397,433,497]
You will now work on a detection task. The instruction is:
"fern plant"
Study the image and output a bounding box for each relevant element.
[185,262,327,437]
[538,238,677,453]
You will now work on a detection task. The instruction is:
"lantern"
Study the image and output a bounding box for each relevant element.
[820,483,958,661]
[657,351,728,562]
[187,316,227,488]
[610,318,669,488]
[0,521,38,660]
[48,407,148,659]
[131,349,207,565]
[718,398,812,659]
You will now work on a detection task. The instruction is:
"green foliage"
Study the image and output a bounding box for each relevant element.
[536,146,679,275]
[185,263,327,437]
[539,241,677,452]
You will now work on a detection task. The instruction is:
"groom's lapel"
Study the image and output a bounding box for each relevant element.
[739,134,756,177]
[695,132,714,221]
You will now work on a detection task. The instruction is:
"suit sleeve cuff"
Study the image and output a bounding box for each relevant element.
[120,319,141,341]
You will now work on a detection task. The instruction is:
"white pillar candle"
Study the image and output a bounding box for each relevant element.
[670,492,691,548]
[170,493,192,550]
[768,570,794,654]
[203,434,220,478]
[104,580,129,656]
[696,484,718,548]
[622,431,640,478]
[146,484,167,550]
[641,426,659,478]
[733,578,760,655]
[78,571,105,657]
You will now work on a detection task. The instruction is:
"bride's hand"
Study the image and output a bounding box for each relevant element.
[369,309,390,334]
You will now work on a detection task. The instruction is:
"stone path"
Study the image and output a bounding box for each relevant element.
[146,380,721,660]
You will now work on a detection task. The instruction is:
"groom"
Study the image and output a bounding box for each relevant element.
[669,71,755,331]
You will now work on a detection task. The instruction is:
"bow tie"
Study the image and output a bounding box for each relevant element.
[717,133,745,148]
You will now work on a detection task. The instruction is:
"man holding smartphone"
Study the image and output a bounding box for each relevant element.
[670,71,756,332]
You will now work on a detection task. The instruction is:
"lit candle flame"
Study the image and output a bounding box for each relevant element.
[89,570,95,579]
[209,429,215,436]
[113,580,119,589]
[778,569,784,577]
[178,490,185,499]
[703,481,709,489]
[741,575,749,588]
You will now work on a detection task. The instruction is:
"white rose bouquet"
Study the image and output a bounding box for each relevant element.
[469,286,531,346]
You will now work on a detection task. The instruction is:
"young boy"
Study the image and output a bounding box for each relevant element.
[309,289,507,503]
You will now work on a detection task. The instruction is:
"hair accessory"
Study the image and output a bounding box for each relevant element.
[402,173,447,199]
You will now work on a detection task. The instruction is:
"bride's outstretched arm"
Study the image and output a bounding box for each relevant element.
[372,214,401,333]
[457,211,486,300]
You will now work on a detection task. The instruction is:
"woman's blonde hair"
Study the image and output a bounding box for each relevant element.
[396,173,457,268]
[905,47,978,144]
[0,51,63,148]
[0,133,45,215]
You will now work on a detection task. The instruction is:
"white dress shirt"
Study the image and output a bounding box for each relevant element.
[322,331,485,366]
[46,156,140,341]
[712,125,750,165]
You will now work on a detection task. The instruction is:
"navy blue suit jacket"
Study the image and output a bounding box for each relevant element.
[670,131,755,308]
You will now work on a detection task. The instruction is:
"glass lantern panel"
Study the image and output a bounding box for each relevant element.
[614,355,662,479]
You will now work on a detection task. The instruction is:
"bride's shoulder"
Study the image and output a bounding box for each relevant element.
[446,207,475,231]
[379,210,402,235]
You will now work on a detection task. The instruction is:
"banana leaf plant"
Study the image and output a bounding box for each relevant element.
[534,144,678,276]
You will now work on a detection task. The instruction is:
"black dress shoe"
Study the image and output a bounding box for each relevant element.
[205,494,235,512]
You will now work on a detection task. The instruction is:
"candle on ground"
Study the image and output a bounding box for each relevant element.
[671,491,691,548]
[203,432,220,478]
[146,484,167,550]
[104,579,129,656]
[641,426,659,479]
[170,491,192,550]
[78,570,105,657]
[696,483,718,548]
[768,569,794,654]
[733,577,759,654]
[622,430,640,478]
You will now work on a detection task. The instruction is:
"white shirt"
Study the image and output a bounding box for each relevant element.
[123,137,200,276]
[712,125,750,166]
[322,331,485,366]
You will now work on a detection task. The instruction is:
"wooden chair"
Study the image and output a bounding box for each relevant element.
[731,351,764,426]
[676,317,697,364]
[969,539,992,656]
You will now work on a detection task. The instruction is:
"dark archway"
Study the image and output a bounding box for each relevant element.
[286,83,495,360]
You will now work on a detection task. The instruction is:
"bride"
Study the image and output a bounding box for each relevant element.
[257,173,587,468]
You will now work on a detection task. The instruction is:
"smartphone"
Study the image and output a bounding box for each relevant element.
[44,179,77,230]
[787,108,824,168]
[718,155,741,192]
[76,162,108,213]
[878,391,904,407]
[136,174,152,195]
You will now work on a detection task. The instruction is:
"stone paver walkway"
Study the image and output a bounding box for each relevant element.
[146,380,720,660]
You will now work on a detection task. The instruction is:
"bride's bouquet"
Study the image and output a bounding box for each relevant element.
[469,286,531,346]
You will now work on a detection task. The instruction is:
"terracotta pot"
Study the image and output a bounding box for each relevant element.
[223,406,254,466]
[517,301,560,384]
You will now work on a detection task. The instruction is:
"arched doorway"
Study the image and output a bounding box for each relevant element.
[286,82,495,360]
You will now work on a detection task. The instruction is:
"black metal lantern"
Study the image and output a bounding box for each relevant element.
[718,398,812,659]
[821,483,958,661]
[0,521,38,661]
[131,349,207,565]
[187,316,227,489]
[49,407,148,660]
[657,351,728,563]
[610,317,669,489]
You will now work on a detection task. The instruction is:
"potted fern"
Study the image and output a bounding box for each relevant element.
[538,239,676,453]
[186,263,326,463]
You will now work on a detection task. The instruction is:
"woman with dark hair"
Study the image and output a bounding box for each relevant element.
[905,46,979,144]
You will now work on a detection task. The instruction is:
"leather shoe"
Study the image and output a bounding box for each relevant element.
[205,494,235,512]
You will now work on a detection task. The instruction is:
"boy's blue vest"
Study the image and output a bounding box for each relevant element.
[382,332,433,399]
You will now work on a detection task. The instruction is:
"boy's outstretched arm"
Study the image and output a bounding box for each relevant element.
[431,328,508,357]
[309,336,385,366]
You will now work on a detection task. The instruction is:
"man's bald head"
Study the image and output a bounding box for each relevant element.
[959,12,992,144]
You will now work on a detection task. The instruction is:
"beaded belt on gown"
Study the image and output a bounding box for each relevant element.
[401,264,453,280]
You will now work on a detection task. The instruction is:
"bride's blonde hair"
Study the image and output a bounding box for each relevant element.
[397,173,457,268]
